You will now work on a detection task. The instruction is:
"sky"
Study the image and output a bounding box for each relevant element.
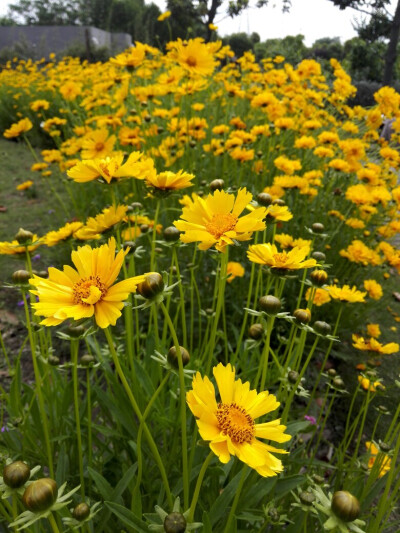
[0,0,398,47]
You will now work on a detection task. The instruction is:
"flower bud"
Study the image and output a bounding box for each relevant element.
[137,273,164,299]
[22,478,58,513]
[327,368,337,377]
[3,461,30,489]
[80,354,95,366]
[310,269,328,286]
[72,502,91,521]
[299,491,315,506]
[209,179,224,191]
[139,224,149,234]
[258,295,281,315]
[379,441,391,452]
[332,377,345,390]
[12,270,31,285]
[130,202,143,210]
[331,491,360,522]
[312,474,325,485]
[311,222,325,234]
[288,370,299,384]
[163,226,181,242]
[312,251,326,262]
[248,323,264,340]
[167,346,190,368]
[272,198,285,206]
[48,355,60,366]
[314,321,331,336]
[164,512,187,533]
[65,325,85,338]
[293,308,311,325]
[15,228,33,244]
[257,192,272,206]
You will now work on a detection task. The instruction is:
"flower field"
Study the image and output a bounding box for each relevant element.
[0,38,400,532]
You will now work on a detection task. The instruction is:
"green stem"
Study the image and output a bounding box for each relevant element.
[188,451,214,522]
[104,327,173,508]
[22,292,54,477]
[48,513,61,533]
[160,302,189,510]
[71,340,85,497]
[86,367,93,480]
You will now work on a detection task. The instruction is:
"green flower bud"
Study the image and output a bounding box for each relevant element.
[314,321,332,336]
[299,491,315,506]
[22,478,58,513]
[65,325,85,338]
[312,251,326,262]
[80,354,95,366]
[164,227,181,242]
[257,192,272,206]
[332,377,345,390]
[12,270,31,285]
[3,461,30,489]
[311,222,325,234]
[293,308,311,325]
[167,346,190,368]
[248,323,264,340]
[258,295,281,315]
[15,228,33,244]
[288,370,299,384]
[137,273,164,299]
[331,491,360,522]
[310,269,328,286]
[48,355,60,366]
[209,179,224,191]
[327,368,337,377]
[164,512,187,533]
[72,502,91,521]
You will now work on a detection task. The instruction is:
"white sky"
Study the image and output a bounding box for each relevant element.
[0,0,397,47]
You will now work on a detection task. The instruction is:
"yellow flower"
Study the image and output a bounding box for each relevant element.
[110,42,147,68]
[226,262,245,283]
[247,243,318,271]
[366,324,381,338]
[366,441,391,477]
[81,129,116,160]
[186,363,291,477]
[327,284,366,303]
[0,235,43,255]
[352,334,399,354]
[16,180,33,191]
[358,377,385,393]
[67,152,156,184]
[145,170,195,191]
[157,10,171,21]
[208,23,218,31]
[29,237,147,329]
[4,118,33,138]
[174,188,266,252]
[168,37,219,77]
[44,222,84,247]
[305,287,331,306]
[76,205,127,240]
[363,279,383,300]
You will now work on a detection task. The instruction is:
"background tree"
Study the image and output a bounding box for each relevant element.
[327,0,400,84]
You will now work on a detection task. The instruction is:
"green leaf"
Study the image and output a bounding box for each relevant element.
[88,467,115,500]
[209,469,251,527]
[273,475,306,499]
[201,511,212,533]
[9,358,21,417]
[285,420,312,436]
[105,501,149,532]
[112,464,138,502]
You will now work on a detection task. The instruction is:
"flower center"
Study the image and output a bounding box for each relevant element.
[186,55,197,67]
[216,402,255,444]
[205,213,238,239]
[273,252,289,265]
[95,142,105,152]
[73,276,107,305]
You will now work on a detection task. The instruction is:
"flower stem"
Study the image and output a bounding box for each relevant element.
[104,327,173,508]
[48,513,61,533]
[160,301,189,510]
[71,339,85,497]
[188,451,214,522]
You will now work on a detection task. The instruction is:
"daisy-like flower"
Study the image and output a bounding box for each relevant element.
[326,284,366,303]
[29,237,147,328]
[110,42,147,69]
[157,10,171,21]
[226,261,245,283]
[247,243,318,271]
[187,363,291,477]
[145,170,195,191]
[80,129,116,160]
[67,152,156,184]
[4,118,33,138]
[0,235,43,255]
[75,205,128,240]
[352,334,399,355]
[16,180,34,191]
[168,37,219,77]
[173,188,267,252]
[366,441,391,477]
[44,221,84,247]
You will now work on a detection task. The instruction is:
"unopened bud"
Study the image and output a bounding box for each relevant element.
[15,228,33,244]
[310,269,328,286]
[12,270,31,285]
[137,273,164,299]
[331,491,360,522]
[311,223,324,234]
[3,461,30,489]
[314,321,331,336]
[209,179,224,191]
[257,192,272,206]
[72,502,91,521]
[164,512,187,533]
[258,295,281,315]
[293,308,311,325]
[22,478,58,512]
[164,226,181,242]
[167,346,190,368]
[248,323,264,340]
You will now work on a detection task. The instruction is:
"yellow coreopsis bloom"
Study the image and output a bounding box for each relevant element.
[186,363,291,477]
[145,170,195,191]
[30,237,147,329]
[157,10,171,21]
[44,221,84,247]
[352,334,399,355]
[363,279,383,300]
[168,37,219,77]
[326,284,366,303]
[247,243,318,271]
[16,180,34,191]
[226,261,245,283]
[4,118,33,138]
[366,441,391,477]
[81,129,116,160]
[173,188,267,252]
